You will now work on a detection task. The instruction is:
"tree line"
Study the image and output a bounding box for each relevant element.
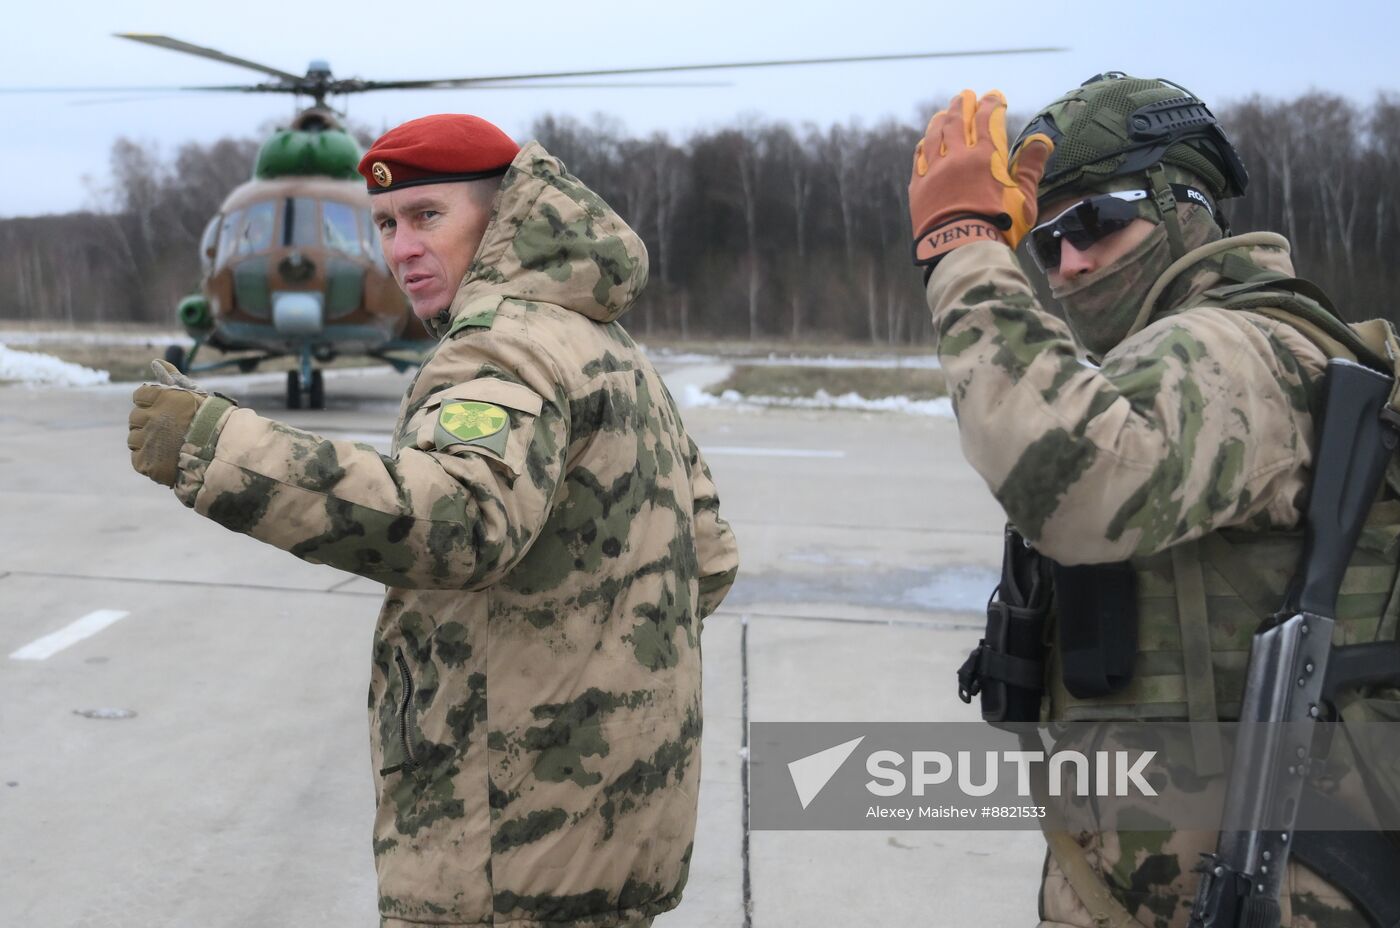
[1,92,1396,341]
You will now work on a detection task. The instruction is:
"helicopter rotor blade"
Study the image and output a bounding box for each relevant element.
[42,80,732,104]
[64,79,733,93]
[4,43,1066,99]
[115,33,302,83]
[353,46,1066,91]
[0,84,300,96]
[0,86,206,93]
[376,80,733,90]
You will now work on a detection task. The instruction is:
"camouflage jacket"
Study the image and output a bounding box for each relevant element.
[925,232,1327,564]
[927,235,1391,926]
[171,142,739,927]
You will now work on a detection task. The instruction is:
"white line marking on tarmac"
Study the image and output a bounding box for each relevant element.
[704,446,845,459]
[9,610,130,661]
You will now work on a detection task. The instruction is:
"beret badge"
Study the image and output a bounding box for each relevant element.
[371,162,393,188]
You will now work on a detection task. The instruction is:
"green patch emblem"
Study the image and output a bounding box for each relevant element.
[439,402,508,442]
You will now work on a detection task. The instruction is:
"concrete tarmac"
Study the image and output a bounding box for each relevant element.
[0,360,1045,927]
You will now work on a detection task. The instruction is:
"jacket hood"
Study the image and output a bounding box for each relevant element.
[431,142,648,336]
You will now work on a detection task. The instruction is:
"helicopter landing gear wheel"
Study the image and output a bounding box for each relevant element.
[309,370,325,410]
[163,344,186,373]
[286,370,302,409]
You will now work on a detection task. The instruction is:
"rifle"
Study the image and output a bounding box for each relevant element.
[1190,358,1400,928]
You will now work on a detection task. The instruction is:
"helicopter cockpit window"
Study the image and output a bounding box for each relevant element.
[199,216,220,274]
[215,210,242,268]
[363,209,387,268]
[286,198,319,247]
[322,201,362,258]
[236,201,277,256]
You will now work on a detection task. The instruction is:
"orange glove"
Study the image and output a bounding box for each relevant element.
[909,90,1055,267]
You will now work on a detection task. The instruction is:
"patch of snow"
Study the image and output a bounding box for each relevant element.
[678,383,953,417]
[748,353,941,370]
[658,363,733,396]
[0,344,109,387]
[0,328,183,348]
[196,365,410,390]
[645,346,940,369]
[83,362,413,394]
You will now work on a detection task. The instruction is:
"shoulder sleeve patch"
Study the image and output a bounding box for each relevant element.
[436,401,510,457]
[412,377,546,474]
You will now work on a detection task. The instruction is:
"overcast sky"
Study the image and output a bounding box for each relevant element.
[3,0,1396,218]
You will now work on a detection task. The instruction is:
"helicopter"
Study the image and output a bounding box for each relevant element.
[173,101,411,409]
[66,34,1069,408]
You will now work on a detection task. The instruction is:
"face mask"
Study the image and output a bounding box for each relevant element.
[1050,222,1173,359]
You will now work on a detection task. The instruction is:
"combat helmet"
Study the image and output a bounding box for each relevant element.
[1013,72,1250,257]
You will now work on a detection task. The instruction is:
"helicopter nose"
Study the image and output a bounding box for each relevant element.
[278,253,317,283]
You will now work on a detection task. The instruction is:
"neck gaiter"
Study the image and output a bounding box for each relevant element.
[1050,223,1173,359]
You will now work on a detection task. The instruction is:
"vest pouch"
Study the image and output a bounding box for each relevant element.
[1054,561,1138,698]
[1048,520,1400,723]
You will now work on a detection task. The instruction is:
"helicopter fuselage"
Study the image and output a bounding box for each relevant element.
[199,175,424,357]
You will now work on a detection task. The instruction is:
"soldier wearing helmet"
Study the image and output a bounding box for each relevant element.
[909,76,1397,926]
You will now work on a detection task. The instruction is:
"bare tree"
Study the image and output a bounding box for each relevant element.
[766,125,814,339]
[817,122,872,339]
[717,127,766,341]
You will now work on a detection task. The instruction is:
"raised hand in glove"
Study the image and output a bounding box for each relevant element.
[909,89,1054,268]
[127,360,229,487]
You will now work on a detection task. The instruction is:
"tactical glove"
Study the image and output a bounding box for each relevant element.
[909,90,1055,268]
[127,360,230,488]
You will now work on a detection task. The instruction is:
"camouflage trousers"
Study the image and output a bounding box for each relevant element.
[1036,830,1367,927]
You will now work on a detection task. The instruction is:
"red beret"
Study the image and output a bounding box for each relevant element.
[358,114,520,194]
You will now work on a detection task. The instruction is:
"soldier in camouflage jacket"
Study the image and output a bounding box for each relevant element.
[908,79,1378,927]
[128,116,738,928]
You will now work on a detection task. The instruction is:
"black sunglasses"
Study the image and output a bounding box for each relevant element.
[1027,184,1213,272]
[1027,190,1148,272]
